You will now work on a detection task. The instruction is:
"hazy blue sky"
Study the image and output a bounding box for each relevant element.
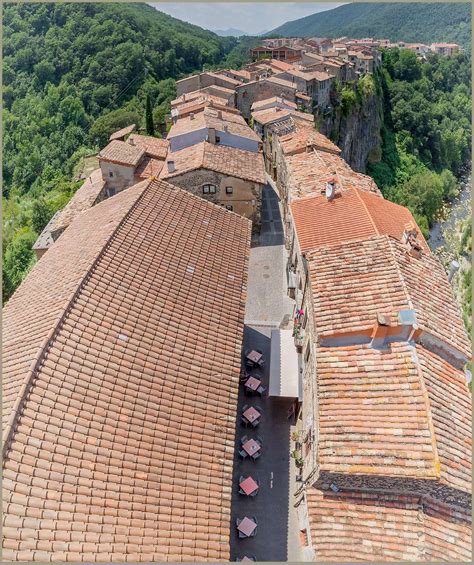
[151,3,345,35]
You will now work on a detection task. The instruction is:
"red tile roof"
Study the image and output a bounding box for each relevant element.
[168,107,260,142]
[251,96,298,112]
[99,140,144,167]
[109,124,136,141]
[2,178,251,561]
[317,341,440,478]
[134,156,165,179]
[307,489,472,562]
[305,236,470,358]
[281,146,380,200]
[290,187,428,253]
[161,141,266,185]
[127,134,169,160]
[278,126,341,156]
[251,107,314,127]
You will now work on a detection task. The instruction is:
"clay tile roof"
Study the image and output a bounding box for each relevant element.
[280,145,380,200]
[266,75,297,89]
[168,107,260,142]
[99,139,144,167]
[268,59,294,71]
[127,134,169,160]
[290,187,428,253]
[2,178,251,562]
[305,235,470,358]
[251,97,297,111]
[161,141,266,185]
[278,126,341,157]
[317,341,440,478]
[251,107,314,126]
[134,155,165,179]
[306,489,472,562]
[33,169,107,251]
[109,123,136,141]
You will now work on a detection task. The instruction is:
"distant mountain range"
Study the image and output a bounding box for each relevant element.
[213,27,248,37]
[268,2,471,48]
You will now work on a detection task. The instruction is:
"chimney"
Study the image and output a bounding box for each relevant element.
[223,124,229,132]
[189,112,195,120]
[129,138,135,146]
[217,110,222,119]
[208,127,216,144]
[370,313,390,348]
[448,260,460,282]
[306,143,313,153]
[167,160,175,173]
[325,180,336,200]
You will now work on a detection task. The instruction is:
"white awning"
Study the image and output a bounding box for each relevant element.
[269,329,300,399]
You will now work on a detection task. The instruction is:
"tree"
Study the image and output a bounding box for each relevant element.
[31,198,53,234]
[3,228,37,303]
[145,93,155,136]
[89,109,141,148]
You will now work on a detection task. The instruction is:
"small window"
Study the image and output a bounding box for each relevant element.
[215,136,221,143]
[226,186,233,194]
[107,187,116,197]
[225,204,233,211]
[203,184,216,194]
[109,171,114,178]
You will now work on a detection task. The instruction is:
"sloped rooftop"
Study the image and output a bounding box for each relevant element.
[305,235,470,358]
[161,141,266,185]
[290,187,428,253]
[99,139,144,167]
[127,134,169,160]
[2,178,251,562]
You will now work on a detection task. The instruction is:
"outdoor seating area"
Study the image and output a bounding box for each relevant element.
[235,347,267,554]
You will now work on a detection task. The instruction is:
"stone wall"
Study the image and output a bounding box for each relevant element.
[236,80,297,119]
[99,161,138,193]
[165,168,262,228]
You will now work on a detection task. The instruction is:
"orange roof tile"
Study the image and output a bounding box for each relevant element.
[307,489,472,562]
[251,96,298,111]
[290,187,428,253]
[127,134,169,160]
[2,178,251,562]
[305,235,470,358]
[278,126,341,156]
[134,156,165,179]
[99,139,144,167]
[168,107,260,142]
[109,123,136,141]
[251,107,314,127]
[161,141,266,185]
[316,341,440,478]
[281,146,379,200]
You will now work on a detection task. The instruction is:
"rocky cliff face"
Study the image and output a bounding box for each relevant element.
[318,92,382,173]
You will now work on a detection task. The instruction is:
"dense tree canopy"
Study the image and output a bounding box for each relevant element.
[2,2,236,302]
[368,49,471,231]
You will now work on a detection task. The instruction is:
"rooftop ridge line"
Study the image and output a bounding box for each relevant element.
[1,180,151,460]
[353,187,380,235]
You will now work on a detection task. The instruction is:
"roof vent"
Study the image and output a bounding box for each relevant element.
[448,260,460,283]
[167,160,175,173]
[186,265,195,274]
[329,483,339,493]
[223,124,229,132]
[189,112,195,120]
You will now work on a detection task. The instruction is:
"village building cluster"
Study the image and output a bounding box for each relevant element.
[6,39,471,563]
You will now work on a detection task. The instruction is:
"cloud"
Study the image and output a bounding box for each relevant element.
[150,2,345,34]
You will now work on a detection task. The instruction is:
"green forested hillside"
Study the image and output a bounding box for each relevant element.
[270,2,471,48]
[2,2,235,301]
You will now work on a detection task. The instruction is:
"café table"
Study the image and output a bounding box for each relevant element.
[242,438,261,457]
[244,376,261,392]
[237,516,257,537]
[239,476,259,496]
[242,406,260,424]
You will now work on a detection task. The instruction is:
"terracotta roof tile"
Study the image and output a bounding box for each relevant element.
[134,156,165,179]
[281,144,379,200]
[290,187,428,253]
[316,341,439,478]
[2,178,251,561]
[161,141,266,185]
[278,126,341,157]
[168,107,260,143]
[251,107,314,127]
[99,140,144,167]
[251,96,297,111]
[127,134,168,160]
[109,124,136,141]
[307,489,472,562]
[305,236,470,357]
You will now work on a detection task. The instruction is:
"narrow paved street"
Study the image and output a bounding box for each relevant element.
[229,182,302,561]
